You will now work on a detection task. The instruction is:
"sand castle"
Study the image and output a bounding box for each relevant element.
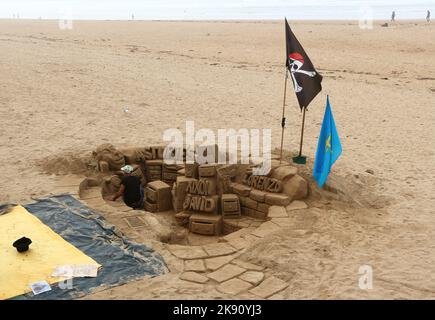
[88,143,309,239]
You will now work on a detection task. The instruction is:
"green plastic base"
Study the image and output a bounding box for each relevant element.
[292,155,307,165]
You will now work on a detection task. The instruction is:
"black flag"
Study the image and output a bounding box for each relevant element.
[285,18,322,109]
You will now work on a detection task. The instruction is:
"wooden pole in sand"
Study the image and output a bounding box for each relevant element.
[279,69,288,163]
[298,107,307,157]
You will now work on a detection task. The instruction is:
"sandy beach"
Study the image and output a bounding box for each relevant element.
[0,19,434,299]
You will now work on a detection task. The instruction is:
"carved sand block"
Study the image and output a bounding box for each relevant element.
[185,163,199,178]
[183,194,220,214]
[145,180,172,212]
[189,213,223,236]
[249,189,266,202]
[162,172,178,184]
[175,211,192,226]
[171,184,180,212]
[238,194,269,220]
[185,178,217,196]
[243,197,258,210]
[231,183,251,197]
[172,176,196,213]
[257,202,270,214]
[264,193,291,206]
[145,159,163,182]
[162,163,184,185]
[241,207,268,220]
[244,174,282,193]
[203,177,217,195]
[221,194,241,218]
[198,164,217,178]
[144,200,158,212]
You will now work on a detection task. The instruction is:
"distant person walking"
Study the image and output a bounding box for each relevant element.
[427,10,431,22]
[391,10,396,22]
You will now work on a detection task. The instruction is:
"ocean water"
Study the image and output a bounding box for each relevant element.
[0,0,433,20]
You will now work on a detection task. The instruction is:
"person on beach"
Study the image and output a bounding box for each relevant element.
[427,10,431,22]
[111,165,144,209]
[391,11,396,22]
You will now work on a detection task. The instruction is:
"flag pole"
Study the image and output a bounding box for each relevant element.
[298,107,306,157]
[292,106,307,164]
[279,68,288,163]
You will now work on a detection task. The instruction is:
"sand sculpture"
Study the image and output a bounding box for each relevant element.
[93,143,126,172]
[145,181,172,212]
[92,143,309,237]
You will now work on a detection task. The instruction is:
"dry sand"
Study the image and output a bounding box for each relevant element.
[0,19,434,299]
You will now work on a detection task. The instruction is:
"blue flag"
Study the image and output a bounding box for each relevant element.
[313,96,342,187]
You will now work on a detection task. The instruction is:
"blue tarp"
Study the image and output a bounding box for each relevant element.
[0,194,168,300]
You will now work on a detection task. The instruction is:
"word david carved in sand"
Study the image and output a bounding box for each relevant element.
[183,194,217,213]
[183,179,217,213]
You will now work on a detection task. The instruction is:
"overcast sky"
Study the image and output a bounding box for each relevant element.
[0,0,433,20]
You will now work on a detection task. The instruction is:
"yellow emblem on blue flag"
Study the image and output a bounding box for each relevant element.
[313,96,342,187]
[325,134,332,153]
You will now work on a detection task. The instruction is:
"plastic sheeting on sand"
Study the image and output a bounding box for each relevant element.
[0,194,169,300]
[0,205,101,300]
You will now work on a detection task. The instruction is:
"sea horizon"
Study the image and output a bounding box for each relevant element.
[1,0,433,21]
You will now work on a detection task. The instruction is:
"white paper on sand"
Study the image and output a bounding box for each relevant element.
[29,280,52,295]
[52,264,99,278]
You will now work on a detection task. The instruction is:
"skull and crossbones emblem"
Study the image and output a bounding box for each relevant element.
[288,52,316,92]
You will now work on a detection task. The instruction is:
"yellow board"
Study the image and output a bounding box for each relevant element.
[0,205,101,300]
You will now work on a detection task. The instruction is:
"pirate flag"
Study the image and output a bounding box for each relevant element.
[285,18,322,109]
